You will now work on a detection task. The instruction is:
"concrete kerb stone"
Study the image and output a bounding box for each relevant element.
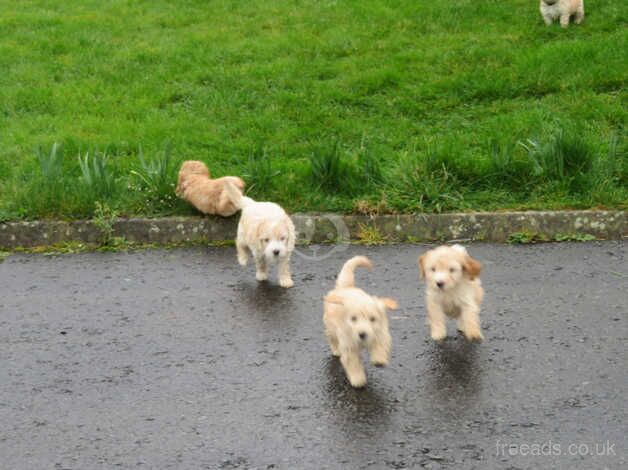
[0,210,625,250]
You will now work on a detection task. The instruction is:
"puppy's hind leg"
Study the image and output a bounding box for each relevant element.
[216,192,237,217]
[575,5,584,24]
[559,13,570,28]
[277,254,294,288]
[340,350,367,388]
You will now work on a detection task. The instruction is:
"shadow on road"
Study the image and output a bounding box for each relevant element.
[322,356,395,425]
[425,336,483,404]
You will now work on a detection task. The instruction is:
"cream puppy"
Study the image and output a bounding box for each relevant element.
[540,0,584,27]
[418,245,484,341]
[175,160,245,217]
[324,256,398,388]
[226,185,296,288]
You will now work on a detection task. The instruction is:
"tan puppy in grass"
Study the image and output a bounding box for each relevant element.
[540,0,584,27]
[175,160,245,217]
[418,245,484,342]
[225,184,296,288]
[324,256,399,388]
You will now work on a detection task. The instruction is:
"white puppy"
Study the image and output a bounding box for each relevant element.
[324,256,398,388]
[540,0,584,27]
[226,185,295,288]
[418,245,484,341]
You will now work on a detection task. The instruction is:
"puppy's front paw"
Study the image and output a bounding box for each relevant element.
[348,372,367,388]
[256,271,268,281]
[238,255,248,267]
[329,343,341,357]
[371,357,389,368]
[279,277,294,288]
[430,326,447,341]
[464,328,484,341]
[370,351,389,367]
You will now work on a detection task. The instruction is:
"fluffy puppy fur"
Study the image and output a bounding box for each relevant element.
[225,185,296,288]
[175,160,245,217]
[418,245,484,342]
[540,0,584,27]
[324,256,399,388]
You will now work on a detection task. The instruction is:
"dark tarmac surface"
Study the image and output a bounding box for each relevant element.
[0,242,626,470]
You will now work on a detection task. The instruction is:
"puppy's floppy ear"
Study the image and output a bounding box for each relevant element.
[418,254,427,278]
[255,220,269,239]
[285,215,296,250]
[254,220,270,251]
[175,173,191,197]
[462,255,481,279]
[324,293,344,305]
[378,297,399,310]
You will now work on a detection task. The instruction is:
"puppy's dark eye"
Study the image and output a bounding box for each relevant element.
[370,316,376,322]
[430,267,436,272]
[280,236,286,241]
[264,238,269,243]
[449,267,455,273]
[351,316,357,322]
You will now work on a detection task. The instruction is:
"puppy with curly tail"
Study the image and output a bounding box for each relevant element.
[225,183,296,288]
[324,256,399,388]
[418,245,484,341]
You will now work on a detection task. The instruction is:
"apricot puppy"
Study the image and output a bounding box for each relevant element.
[418,245,484,341]
[324,256,398,388]
[540,0,584,28]
[175,160,245,217]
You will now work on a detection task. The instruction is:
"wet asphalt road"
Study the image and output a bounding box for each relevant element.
[0,242,626,470]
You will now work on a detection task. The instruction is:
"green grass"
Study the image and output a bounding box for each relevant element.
[0,0,625,220]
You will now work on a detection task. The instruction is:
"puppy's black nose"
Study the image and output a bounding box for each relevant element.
[273,249,280,256]
[359,332,367,340]
[436,281,445,289]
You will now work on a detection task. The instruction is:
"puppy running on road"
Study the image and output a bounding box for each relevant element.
[226,185,296,288]
[418,245,484,341]
[324,256,398,388]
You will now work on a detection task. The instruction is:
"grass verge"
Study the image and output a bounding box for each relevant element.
[0,0,625,220]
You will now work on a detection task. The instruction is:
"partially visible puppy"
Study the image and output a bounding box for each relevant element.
[418,245,484,341]
[175,160,209,195]
[226,185,295,288]
[175,160,245,217]
[540,0,584,27]
[324,256,399,388]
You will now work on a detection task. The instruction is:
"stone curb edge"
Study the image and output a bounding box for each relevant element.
[0,210,625,250]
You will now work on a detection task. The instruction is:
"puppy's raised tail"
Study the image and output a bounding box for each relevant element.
[336,256,372,289]
[224,179,254,210]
